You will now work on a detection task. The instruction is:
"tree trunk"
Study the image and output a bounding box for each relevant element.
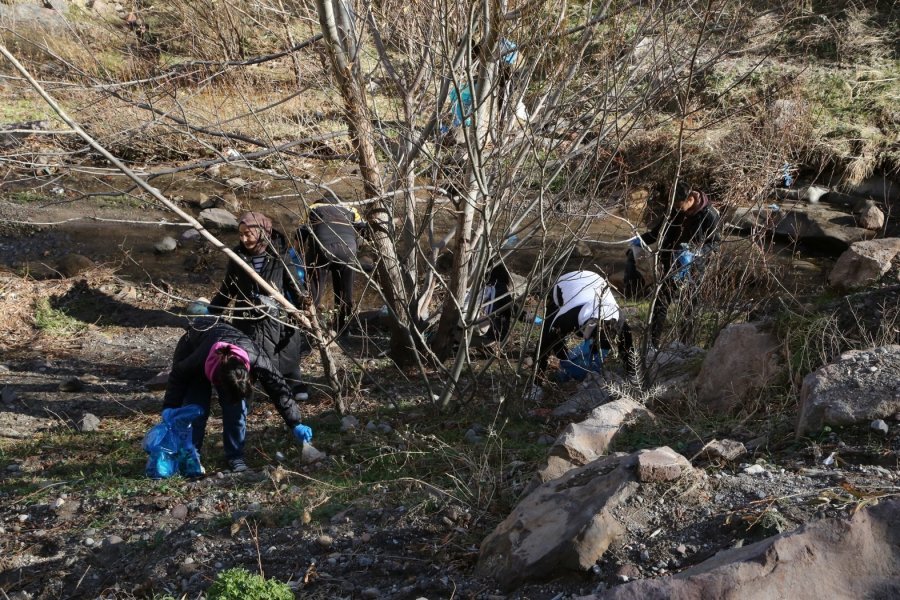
[315,0,416,363]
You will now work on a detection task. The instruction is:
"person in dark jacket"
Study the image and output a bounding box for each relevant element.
[162,318,312,473]
[465,260,517,343]
[209,212,309,401]
[633,182,720,346]
[298,197,366,336]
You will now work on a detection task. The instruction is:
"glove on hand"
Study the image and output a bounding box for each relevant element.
[293,423,313,444]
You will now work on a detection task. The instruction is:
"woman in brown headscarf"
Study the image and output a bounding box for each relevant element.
[208,212,310,401]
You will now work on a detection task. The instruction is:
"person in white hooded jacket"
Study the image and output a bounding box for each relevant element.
[536,270,636,378]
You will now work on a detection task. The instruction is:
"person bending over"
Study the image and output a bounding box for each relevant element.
[209,212,308,401]
[536,270,636,378]
[162,318,312,473]
[298,197,366,336]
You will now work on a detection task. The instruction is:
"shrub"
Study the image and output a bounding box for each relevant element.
[207,568,293,600]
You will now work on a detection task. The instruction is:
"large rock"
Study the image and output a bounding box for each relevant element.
[477,453,641,591]
[774,205,875,252]
[56,254,95,278]
[635,446,692,482]
[828,238,900,290]
[552,385,613,419]
[796,345,900,437]
[198,208,238,230]
[586,499,900,600]
[537,398,652,485]
[854,200,885,230]
[695,322,782,412]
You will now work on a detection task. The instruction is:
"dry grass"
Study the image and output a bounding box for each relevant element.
[0,268,123,355]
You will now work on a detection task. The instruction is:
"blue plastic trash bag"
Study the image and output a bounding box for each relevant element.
[501,39,519,65]
[143,404,205,479]
[673,246,695,281]
[186,300,209,316]
[556,340,607,382]
[288,247,305,285]
[449,84,474,127]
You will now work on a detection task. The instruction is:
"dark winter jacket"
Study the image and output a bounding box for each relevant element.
[208,229,303,357]
[641,192,720,270]
[299,202,365,262]
[162,319,302,426]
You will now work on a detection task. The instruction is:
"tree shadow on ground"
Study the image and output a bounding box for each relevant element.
[49,280,186,328]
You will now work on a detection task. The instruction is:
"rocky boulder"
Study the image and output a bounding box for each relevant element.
[537,398,653,484]
[827,238,900,290]
[796,345,900,437]
[774,205,874,252]
[854,200,885,230]
[695,322,782,412]
[586,499,900,600]
[198,208,238,230]
[477,453,640,591]
[56,254,95,278]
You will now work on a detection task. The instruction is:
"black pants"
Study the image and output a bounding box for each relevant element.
[308,243,355,333]
[536,289,635,374]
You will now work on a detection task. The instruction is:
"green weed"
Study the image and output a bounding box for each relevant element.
[33,297,87,335]
[207,567,293,600]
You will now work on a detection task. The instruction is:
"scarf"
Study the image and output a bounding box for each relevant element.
[204,342,251,383]
[238,212,274,255]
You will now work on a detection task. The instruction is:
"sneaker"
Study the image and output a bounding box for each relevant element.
[293,384,309,402]
[228,458,249,473]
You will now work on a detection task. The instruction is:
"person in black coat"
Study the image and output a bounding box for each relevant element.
[162,318,312,473]
[209,212,308,400]
[298,197,366,336]
[633,182,721,346]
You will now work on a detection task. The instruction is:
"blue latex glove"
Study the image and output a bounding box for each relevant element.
[293,424,313,444]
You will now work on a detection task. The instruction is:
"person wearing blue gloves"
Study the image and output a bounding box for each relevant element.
[535,270,638,382]
[163,317,313,473]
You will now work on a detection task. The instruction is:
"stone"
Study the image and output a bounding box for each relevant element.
[464,429,483,444]
[855,201,885,230]
[316,534,334,549]
[588,499,900,600]
[59,378,84,392]
[56,254,95,278]
[180,228,201,242]
[224,177,248,189]
[76,413,100,432]
[340,415,359,432]
[535,398,653,485]
[146,370,169,390]
[773,205,874,252]
[802,185,829,203]
[573,241,593,258]
[198,208,238,230]
[552,385,613,418]
[870,419,889,435]
[2,386,17,405]
[170,504,188,520]
[104,535,124,546]
[154,236,178,253]
[635,447,693,482]
[476,452,642,590]
[360,588,380,599]
[797,345,900,436]
[828,238,900,290]
[743,464,766,475]
[695,322,782,412]
[301,443,326,464]
[698,439,747,462]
